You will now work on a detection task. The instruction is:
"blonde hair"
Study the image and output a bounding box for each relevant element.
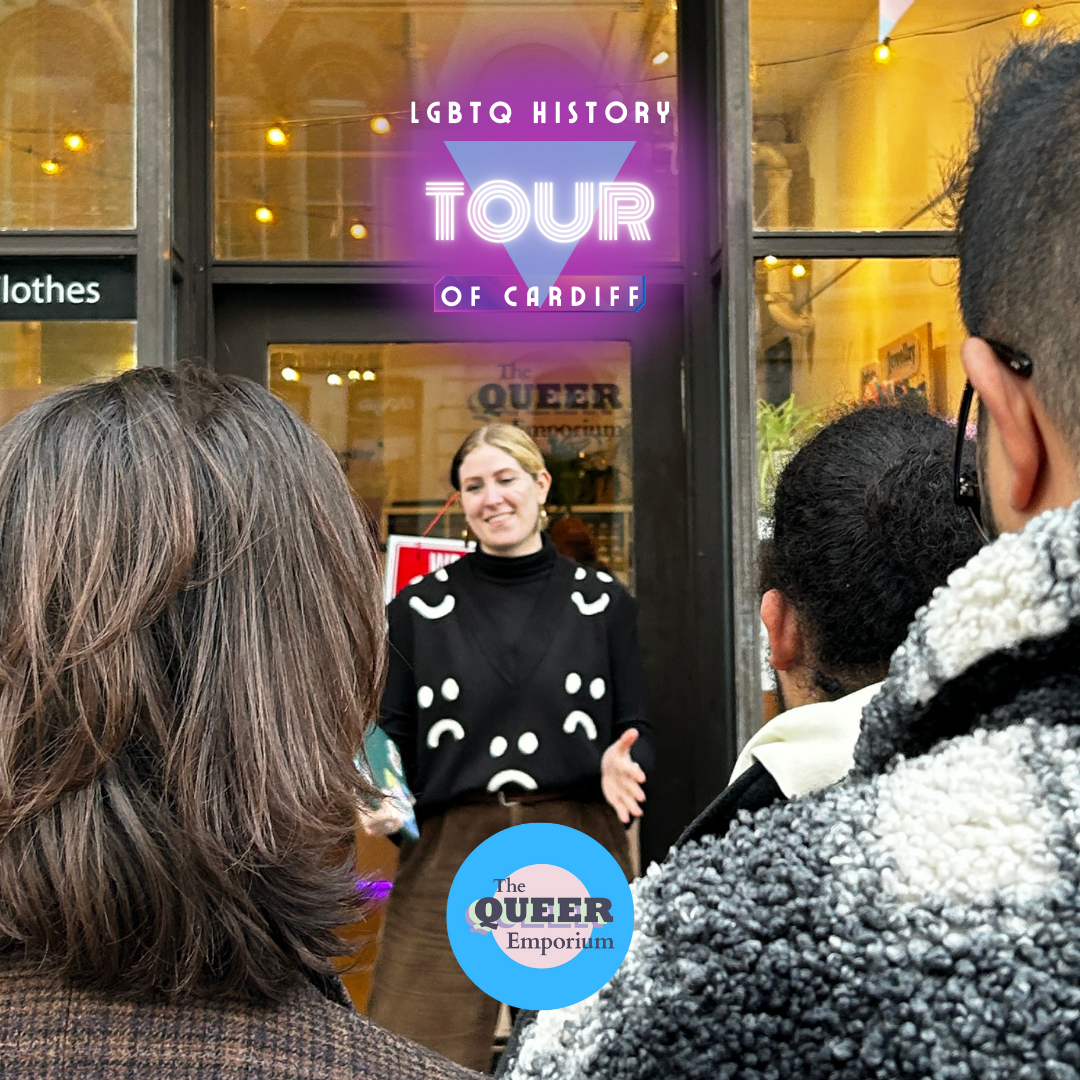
[450,424,546,489]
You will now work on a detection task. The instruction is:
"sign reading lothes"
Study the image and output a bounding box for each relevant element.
[447,822,633,1009]
[0,258,136,321]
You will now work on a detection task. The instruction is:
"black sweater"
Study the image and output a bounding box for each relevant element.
[379,535,653,813]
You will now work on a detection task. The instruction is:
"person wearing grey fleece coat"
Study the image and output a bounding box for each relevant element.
[502,500,1080,1078]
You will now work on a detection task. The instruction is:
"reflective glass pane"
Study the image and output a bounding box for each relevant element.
[268,342,634,584]
[755,256,963,505]
[751,2,1078,230]
[0,1,135,229]
[756,254,962,421]
[754,255,965,720]
[216,1,677,261]
[0,321,136,424]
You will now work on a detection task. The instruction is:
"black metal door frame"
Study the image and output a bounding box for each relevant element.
[214,280,694,864]
[175,0,740,863]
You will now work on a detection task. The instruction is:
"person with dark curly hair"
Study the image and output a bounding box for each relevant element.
[676,404,982,846]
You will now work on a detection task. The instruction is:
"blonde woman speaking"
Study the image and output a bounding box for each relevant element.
[366,424,653,1072]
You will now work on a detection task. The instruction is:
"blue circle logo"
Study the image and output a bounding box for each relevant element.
[446,822,633,1010]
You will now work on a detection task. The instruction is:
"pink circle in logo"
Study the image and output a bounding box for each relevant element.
[486,863,595,969]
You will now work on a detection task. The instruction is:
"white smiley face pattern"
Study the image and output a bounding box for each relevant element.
[416,565,612,791]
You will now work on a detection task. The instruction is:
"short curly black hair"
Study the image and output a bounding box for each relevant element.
[762,405,981,698]
[952,34,1080,452]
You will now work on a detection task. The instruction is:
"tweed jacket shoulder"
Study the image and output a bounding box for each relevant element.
[504,502,1080,1080]
[0,958,480,1080]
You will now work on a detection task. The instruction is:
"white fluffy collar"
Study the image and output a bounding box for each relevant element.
[729,682,881,797]
[855,498,1080,773]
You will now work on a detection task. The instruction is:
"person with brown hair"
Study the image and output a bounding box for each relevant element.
[547,515,609,572]
[366,423,652,1072]
[0,365,478,1079]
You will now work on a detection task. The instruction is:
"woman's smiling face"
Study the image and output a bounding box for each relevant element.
[459,443,551,557]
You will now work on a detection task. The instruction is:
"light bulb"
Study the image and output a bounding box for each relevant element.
[281,367,299,382]
[254,206,274,224]
[873,41,891,65]
[63,133,86,152]
[791,263,807,279]
[348,369,361,381]
[265,126,288,147]
[652,51,670,66]
[349,222,368,240]
[40,159,61,176]
[763,255,779,267]
[1021,6,1042,27]
[361,369,377,382]
[327,373,344,386]
[371,117,391,135]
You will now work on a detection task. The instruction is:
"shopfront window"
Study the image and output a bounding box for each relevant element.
[268,342,634,583]
[0,321,136,425]
[0,1,135,229]
[750,1,1080,230]
[214,1,678,261]
[754,255,962,507]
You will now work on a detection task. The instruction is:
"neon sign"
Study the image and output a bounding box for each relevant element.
[425,180,655,243]
[433,275,645,313]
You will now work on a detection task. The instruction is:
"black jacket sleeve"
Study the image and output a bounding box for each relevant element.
[377,596,420,790]
[607,587,655,777]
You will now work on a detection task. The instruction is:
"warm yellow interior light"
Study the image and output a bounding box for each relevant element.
[254,206,274,224]
[763,255,779,267]
[349,222,368,240]
[652,51,670,66]
[1021,6,1042,27]
[40,159,61,176]
[280,367,299,382]
[791,263,807,279]
[361,369,377,382]
[348,369,361,381]
[63,133,86,152]
[371,117,391,135]
[327,373,344,386]
[265,126,288,147]
[873,41,891,65]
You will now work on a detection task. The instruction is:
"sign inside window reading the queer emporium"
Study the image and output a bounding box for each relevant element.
[402,52,676,318]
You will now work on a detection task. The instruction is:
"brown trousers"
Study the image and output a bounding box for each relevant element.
[366,799,632,1073]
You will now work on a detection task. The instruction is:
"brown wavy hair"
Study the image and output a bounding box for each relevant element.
[0,365,385,1002]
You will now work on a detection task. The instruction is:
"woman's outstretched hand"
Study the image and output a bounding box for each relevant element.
[601,728,647,824]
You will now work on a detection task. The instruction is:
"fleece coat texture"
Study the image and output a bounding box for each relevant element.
[502,502,1080,1080]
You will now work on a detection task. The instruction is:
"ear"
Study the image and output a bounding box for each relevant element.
[961,336,1044,515]
[760,589,803,671]
[535,468,552,502]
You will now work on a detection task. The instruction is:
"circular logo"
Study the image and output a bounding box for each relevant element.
[447,822,634,1010]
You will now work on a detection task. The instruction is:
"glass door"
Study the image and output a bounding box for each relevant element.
[265,337,637,1012]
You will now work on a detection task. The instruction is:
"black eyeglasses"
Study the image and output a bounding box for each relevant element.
[952,338,1034,543]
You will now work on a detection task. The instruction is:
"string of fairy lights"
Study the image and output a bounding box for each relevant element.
[277,364,379,388]
[760,2,1061,72]
[4,2,1071,241]
[757,2,1067,286]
